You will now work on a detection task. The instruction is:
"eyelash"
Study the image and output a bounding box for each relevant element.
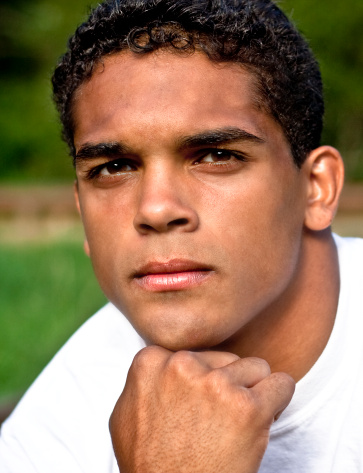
[194,149,247,165]
[84,148,247,180]
[85,159,137,180]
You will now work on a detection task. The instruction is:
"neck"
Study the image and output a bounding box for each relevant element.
[218,229,340,382]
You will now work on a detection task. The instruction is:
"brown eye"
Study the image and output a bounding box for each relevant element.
[99,160,134,175]
[197,150,242,164]
[201,151,233,162]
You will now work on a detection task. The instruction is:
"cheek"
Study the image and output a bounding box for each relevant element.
[81,189,133,244]
[78,196,132,287]
[211,175,305,285]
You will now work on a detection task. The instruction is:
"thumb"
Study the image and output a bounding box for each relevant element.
[252,371,295,423]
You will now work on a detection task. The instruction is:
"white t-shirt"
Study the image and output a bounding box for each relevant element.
[260,234,363,472]
[0,235,362,472]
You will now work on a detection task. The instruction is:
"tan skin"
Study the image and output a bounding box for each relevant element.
[73,50,344,472]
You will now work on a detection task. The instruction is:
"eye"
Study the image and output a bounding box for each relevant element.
[87,158,137,179]
[195,149,246,165]
[100,159,135,175]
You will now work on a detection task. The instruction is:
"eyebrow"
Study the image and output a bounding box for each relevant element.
[74,126,265,165]
[177,127,265,149]
[75,142,129,166]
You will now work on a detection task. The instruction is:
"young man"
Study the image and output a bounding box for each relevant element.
[1,0,363,471]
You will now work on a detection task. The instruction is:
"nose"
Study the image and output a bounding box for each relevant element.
[133,167,199,234]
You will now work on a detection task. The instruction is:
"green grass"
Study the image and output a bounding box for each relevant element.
[0,241,107,401]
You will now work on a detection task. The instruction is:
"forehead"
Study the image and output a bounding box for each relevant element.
[72,50,282,150]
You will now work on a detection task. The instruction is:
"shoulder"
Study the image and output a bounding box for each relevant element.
[57,302,146,367]
[334,234,363,273]
[334,233,363,251]
[0,303,145,473]
[333,234,363,326]
[10,302,146,415]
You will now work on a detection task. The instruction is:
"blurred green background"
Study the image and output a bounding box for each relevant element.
[0,242,107,399]
[0,0,362,414]
[0,0,363,182]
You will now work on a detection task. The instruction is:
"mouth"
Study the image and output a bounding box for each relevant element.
[132,259,214,292]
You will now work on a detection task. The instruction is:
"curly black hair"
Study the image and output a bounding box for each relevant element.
[52,0,324,167]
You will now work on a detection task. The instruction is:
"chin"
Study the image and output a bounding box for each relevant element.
[142,324,227,352]
[118,297,237,351]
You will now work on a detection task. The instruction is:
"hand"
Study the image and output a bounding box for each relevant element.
[109,346,295,473]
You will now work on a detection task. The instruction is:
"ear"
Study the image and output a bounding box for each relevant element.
[303,146,344,231]
[74,180,91,257]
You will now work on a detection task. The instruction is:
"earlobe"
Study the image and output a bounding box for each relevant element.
[74,179,91,257]
[304,146,344,232]
[83,240,91,257]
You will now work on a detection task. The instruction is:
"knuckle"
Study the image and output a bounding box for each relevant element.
[166,350,196,376]
[109,398,125,438]
[246,357,271,376]
[132,345,163,371]
[204,369,229,394]
[271,372,296,397]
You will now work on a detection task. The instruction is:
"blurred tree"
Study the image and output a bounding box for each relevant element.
[0,0,97,181]
[0,0,362,181]
[282,0,363,179]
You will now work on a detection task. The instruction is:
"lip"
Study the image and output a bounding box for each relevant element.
[133,259,214,292]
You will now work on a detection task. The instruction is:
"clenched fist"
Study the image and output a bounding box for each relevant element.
[109,346,295,473]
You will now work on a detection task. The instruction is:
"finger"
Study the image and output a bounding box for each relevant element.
[192,350,241,369]
[252,371,295,421]
[161,350,240,381]
[127,345,173,380]
[218,357,272,388]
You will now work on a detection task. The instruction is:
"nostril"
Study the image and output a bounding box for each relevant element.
[139,223,155,232]
[134,205,199,234]
[167,218,189,228]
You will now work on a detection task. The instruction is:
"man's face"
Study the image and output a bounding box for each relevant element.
[73,51,308,351]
